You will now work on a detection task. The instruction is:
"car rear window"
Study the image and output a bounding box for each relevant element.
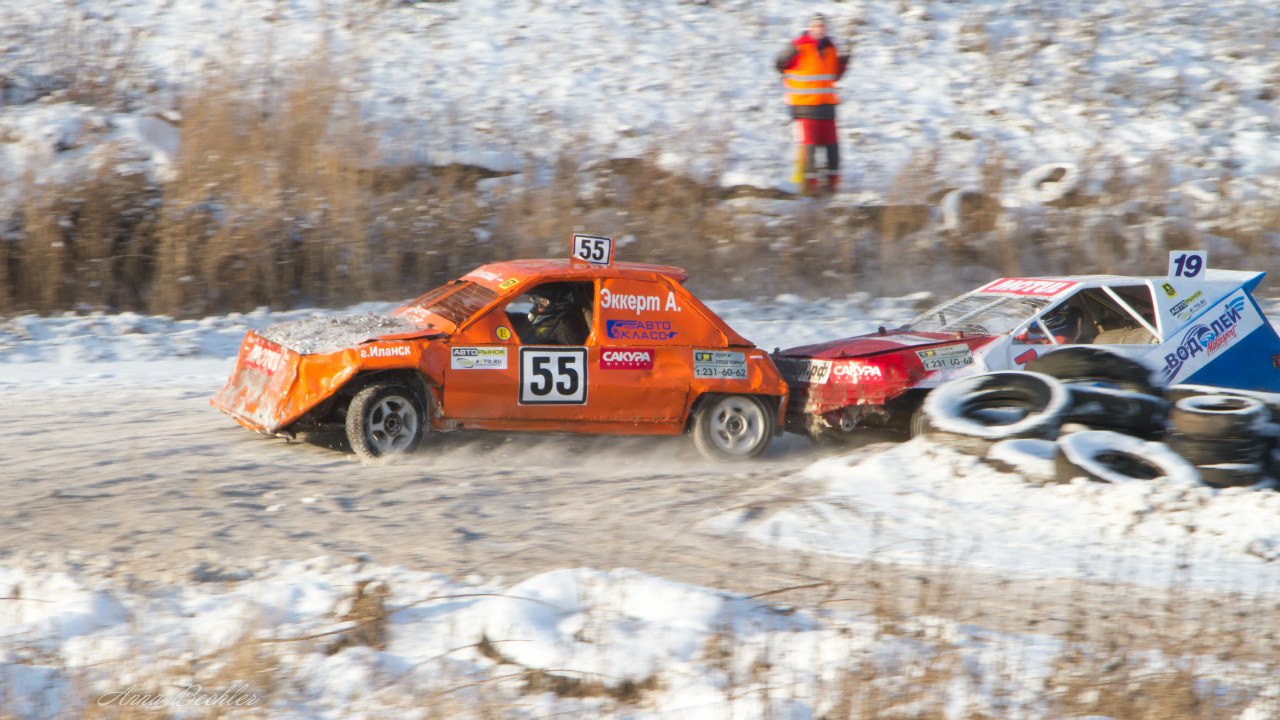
[398,281,498,327]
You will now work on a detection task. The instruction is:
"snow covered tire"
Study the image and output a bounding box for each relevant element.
[345,381,428,460]
[1168,394,1268,439]
[1055,430,1200,484]
[1024,347,1158,395]
[923,371,1069,452]
[1019,162,1080,204]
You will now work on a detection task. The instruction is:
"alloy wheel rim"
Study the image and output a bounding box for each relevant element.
[710,397,765,455]
[367,395,419,453]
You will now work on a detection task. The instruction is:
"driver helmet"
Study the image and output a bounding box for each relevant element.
[1044,305,1082,341]
[527,284,575,326]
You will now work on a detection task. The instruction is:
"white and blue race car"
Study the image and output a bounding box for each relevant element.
[776,259,1280,437]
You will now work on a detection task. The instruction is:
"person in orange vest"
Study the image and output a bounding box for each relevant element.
[776,13,849,195]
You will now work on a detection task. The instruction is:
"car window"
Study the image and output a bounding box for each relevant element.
[1086,285,1158,344]
[506,281,593,345]
[904,294,1050,335]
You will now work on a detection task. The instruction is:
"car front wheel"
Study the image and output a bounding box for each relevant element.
[345,382,427,460]
[692,394,774,460]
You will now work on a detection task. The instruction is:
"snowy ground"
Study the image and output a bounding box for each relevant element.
[3,0,1280,206]
[6,0,1280,714]
[5,297,1280,717]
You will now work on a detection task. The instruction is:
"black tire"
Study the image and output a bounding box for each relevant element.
[1164,432,1269,466]
[922,371,1069,449]
[1024,347,1158,395]
[692,394,774,460]
[345,382,428,460]
[1055,430,1200,484]
[1197,464,1266,489]
[1166,384,1280,427]
[1063,385,1167,436]
[1168,394,1268,438]
[909,402,931,438]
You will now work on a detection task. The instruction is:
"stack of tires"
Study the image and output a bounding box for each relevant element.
[920,348,1278,489]
[1163,389,1278,488]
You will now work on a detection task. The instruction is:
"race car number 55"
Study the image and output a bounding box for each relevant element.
[519,347,588,404]
[572,233,613,266]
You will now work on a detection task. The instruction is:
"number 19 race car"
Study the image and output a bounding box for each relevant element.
[774,264,1280,440]
[212,235,788,460]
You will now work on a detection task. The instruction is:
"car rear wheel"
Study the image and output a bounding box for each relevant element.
[346,382,427,460]
[692,394,773,460]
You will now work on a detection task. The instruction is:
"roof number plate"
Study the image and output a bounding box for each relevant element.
[1169,250,1207,279]
[572,233,614,266]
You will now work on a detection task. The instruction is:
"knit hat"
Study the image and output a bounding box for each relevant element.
[808,12,827,26]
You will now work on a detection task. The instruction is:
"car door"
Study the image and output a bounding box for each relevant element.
[582,276,692,423]
[439,296,525,421]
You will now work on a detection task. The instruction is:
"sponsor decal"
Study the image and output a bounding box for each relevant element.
[359,344,412,359]
[832,361,884,380]
[1168,290,1206,321]
[977,278,1078,296]
[496,326,512,341]
[1161,282,1178,298]
[606,319,678,341]
[600,347,655,370]
[599,288,682,315]
[694,350,748,380]
[1160,294,1257,383]
[244,340,285,375]
[775,357,832,384]
[467,269,503,283]
[401,307,432,324]
[499,278,520,290]
[915,343,973,372]
[451,346,509,370]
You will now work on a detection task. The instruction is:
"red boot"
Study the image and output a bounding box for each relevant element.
[826,175,840,194]
[804,178,821,196]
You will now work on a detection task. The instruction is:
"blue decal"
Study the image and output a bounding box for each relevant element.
[606,319,678,341]
[1161,300,1245,382]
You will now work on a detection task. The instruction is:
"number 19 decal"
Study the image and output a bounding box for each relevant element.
[571,233,614,266]
[519,347,588,404]
[1169,250,1207,279]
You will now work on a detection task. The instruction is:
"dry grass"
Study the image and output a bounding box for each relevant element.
[4,48,1280,317]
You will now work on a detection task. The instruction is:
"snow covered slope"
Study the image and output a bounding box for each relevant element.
[2,0,1279,204]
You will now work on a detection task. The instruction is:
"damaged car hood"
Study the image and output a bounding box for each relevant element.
[259,314,440,355]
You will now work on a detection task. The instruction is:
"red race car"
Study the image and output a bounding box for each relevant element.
[213,235,788,460]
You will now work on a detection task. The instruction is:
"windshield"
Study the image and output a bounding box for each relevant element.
[392,280,499,332]
[903,293,1050,335]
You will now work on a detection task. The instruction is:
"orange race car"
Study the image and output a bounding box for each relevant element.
[212,234,788,460]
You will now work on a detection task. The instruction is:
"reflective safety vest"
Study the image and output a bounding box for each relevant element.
[782,40,840,106]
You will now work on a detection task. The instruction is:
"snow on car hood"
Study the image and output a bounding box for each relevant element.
[259,314,434,355]
[778,330,991,359]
